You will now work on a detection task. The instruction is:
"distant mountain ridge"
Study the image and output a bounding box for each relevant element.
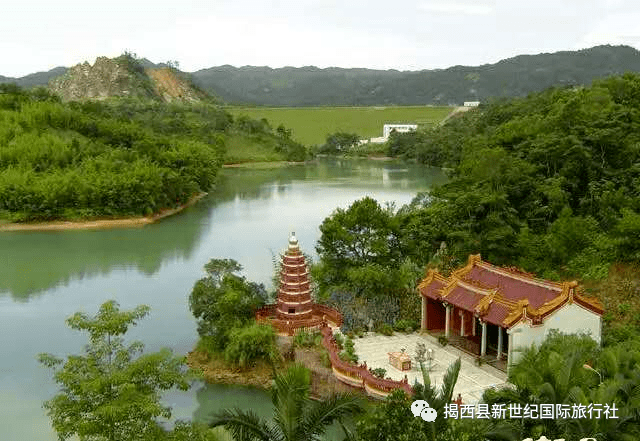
[2,45,639,105]
[189,45,640,106]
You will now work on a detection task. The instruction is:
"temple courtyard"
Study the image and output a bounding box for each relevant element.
[352,331,508,404]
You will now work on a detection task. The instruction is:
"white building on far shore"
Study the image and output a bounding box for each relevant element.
[382,124,418,139]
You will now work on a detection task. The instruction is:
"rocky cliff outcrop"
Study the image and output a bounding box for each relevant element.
[48,55,207,102]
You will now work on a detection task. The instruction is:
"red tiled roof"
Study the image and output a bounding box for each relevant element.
[418,254,604,328]
[482,302,512,327]
[445,285,486,312]
[418,269,447,300]
[463,263,562,309]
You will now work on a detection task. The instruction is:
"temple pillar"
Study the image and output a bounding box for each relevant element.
[445,303,451,338]
[460,311,465,336]
[472,316,476,336]
[497,327,503,360]
[480,321,487,357]
[421,297,428,331]
[507,332,513,373]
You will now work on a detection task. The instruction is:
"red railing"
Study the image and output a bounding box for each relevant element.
[255,304,343,336]
[319,325,413,398]
[256,304,411,398]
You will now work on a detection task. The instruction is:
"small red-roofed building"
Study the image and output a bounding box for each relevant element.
[418,254,603,371]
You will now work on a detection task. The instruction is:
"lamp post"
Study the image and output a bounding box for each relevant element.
[582,364,603,385]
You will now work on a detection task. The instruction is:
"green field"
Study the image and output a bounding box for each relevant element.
[226,106,454,146]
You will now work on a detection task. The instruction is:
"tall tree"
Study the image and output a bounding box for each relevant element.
[189,258,268,352]
[38,301,193,441]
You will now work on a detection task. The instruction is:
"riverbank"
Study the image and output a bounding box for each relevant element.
[0,192,207,232]
[222,160,306,169]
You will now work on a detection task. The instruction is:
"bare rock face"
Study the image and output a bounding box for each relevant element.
[146,67,205,103]
[48,55,207,102]
[49,57,147,101]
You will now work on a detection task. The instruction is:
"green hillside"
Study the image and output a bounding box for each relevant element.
[0,85,306,223]
[387,72,640,285]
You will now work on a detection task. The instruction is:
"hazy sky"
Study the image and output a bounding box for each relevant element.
[2,0,640,77]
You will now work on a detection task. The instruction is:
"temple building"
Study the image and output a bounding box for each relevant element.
[418,254,603,371]
[256,232,341,334]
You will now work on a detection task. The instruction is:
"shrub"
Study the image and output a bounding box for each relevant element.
[438,335,448,346]
[339,335,359,364]
[378,323,394,336]
[339,350,359,364]
[293,328,321,348]
[393,319,418,333]
[370,367,387,379]
[320,350,331,368]
[224,322,278,368]
[333,333,345,349]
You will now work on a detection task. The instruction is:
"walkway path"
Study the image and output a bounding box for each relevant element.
[352,332,508,404]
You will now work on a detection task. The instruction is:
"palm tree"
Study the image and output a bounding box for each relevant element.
[482,332,640,441]
[413,357,462,441]
[209,364,365,441]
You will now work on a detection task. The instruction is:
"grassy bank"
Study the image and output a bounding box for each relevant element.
[226,105,453,146]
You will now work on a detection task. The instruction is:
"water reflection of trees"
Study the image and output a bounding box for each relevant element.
[0,207,209,300]
[0,159,445,300]
[192,382,272,424]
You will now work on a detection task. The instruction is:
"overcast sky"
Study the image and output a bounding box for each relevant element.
[2,0,640,77]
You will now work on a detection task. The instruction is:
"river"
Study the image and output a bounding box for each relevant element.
[0,158,446,440]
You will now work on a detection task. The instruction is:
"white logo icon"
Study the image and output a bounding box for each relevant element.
[411,400,438,422]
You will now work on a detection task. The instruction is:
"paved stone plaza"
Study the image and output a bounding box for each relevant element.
[352,332,508,404]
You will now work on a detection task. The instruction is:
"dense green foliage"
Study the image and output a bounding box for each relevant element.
[210,364,365,441]
[190,45,640,106]
[483,332,640,441]
[0,86,225,221]
[189,259,268,354]
[316,73,640,331]
[355,389,486,441]
[313,196,422,329]
[38,301,209,441]
[389,73,640,281]
[224,322,279,368]
[0,86,307,221]
[319,132,362,154]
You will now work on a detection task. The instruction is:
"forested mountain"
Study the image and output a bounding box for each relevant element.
[3,45,639,106]
[385,72,640,284]
[190,45,640,106]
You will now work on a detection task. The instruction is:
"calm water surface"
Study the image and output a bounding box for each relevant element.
[0,158,446,440]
